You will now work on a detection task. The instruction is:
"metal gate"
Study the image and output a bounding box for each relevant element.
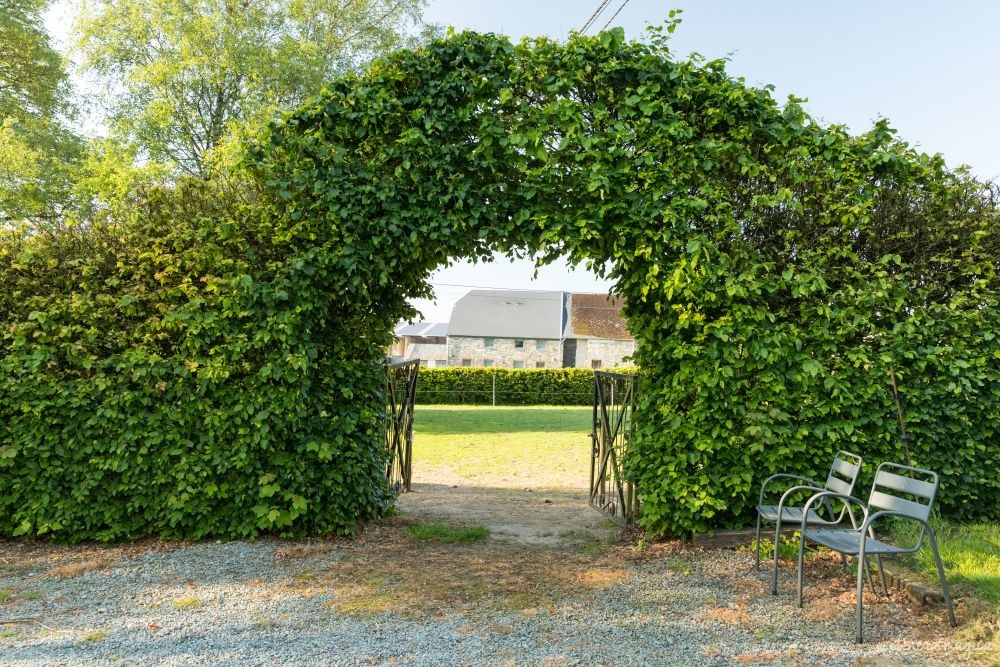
[590,371,638,524]
[384,360,419,495]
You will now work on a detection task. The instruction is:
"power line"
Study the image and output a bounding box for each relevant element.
[601,0,632,31]
[579,0,614,35]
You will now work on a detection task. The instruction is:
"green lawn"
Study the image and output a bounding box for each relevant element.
[888,519,1000,658]
[412,405,592,487]
[891,518,1000,607]
[405,521,490,543]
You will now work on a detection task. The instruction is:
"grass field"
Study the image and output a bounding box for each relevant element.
[412,405,592,488]
[892,518,1000,606]
[893,520,1000,660]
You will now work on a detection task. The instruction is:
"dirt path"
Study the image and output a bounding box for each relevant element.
[395,464,619,547]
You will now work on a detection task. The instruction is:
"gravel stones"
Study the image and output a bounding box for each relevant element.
[0,533,967,666]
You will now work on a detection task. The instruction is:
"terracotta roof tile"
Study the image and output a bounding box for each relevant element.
[567,293,630,340]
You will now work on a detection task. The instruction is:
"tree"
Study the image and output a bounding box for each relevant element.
[74,0,434,177]
[0,0,85,226]
[1,0,65,118]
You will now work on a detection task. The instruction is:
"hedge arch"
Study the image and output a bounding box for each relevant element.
[255,28,998,536]
[0,29,995,541]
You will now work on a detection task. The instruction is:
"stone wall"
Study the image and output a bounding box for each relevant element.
[445,336,635,368]
[575,338,636,369]
[447,336,562,368]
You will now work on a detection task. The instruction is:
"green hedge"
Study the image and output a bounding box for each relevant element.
[3,28,997,542]
[416,368,598,405]
[0,181,392,542]
[254,29,997,536]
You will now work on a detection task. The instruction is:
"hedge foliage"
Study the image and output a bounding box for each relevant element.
[2,27,997,540]
[255,28,998,536]
[416,368,596,405]
[0,182,393,541]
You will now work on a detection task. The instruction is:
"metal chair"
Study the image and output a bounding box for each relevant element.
[755,450,863,594]
[795,462,957,643]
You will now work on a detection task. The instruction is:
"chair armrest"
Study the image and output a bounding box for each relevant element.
[759,473,822,505]
[777,484,827,510]
[800,491,868,532]
[858,510,932,554]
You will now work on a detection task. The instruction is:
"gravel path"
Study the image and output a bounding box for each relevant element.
[0,471,975,665]
[0,527,971,665]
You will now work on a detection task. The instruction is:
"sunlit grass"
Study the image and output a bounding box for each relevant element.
[890,518,1000,606]
[405,521,490,543]
[412,405,591,486]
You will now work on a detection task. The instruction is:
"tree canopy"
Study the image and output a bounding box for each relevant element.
[1,0,66,118]
[74,0,434,176]
[0,0,84,226]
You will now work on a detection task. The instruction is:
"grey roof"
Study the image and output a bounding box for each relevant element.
[394,321,448,337]
[448,290,565,339]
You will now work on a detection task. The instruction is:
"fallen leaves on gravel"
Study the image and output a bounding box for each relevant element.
[282,518,628,621]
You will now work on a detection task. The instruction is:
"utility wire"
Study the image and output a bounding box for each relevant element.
[601,0,631,30]
[579,0,614,35]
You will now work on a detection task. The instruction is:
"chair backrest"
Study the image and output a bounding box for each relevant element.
[866,462,939,522]
[823,450,863,495]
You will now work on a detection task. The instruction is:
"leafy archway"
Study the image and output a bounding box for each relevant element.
[255,28,998,535]
[1,29,994,542]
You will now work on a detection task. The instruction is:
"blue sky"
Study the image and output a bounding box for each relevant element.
[44,1,1000,322]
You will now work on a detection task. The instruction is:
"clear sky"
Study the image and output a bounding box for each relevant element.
[44,1,1000,323]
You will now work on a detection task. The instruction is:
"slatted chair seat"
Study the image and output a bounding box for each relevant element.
[802,528,907,556]
[757,506,830,525]
[795,462,957,643]
[754,450,863,595]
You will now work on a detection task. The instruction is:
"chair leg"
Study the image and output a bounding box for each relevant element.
[876,555,888,595]
[771,520,783,595]
[927,530,957,627]
[755,512,763,572]
[856,553,866,644]
[846,503,858,528]
[796,529,807,608]
[864,557,877,595]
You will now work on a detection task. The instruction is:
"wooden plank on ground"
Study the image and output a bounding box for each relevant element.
[691,528,757,549]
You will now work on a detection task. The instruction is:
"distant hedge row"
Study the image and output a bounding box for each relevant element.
[415,368,598,405]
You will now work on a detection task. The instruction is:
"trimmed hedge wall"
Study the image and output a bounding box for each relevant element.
[2,28,997,541]
[0,182,393,542]
[416,368,596,405]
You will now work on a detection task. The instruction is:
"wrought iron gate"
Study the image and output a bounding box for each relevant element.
[590,371,638,524]
[384,360,418,495]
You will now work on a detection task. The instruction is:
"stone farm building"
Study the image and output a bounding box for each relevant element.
[393,290,634,369]
[389,321,448,366]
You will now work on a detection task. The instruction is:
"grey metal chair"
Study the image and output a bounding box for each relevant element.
[795,462,957,643]
[755,450,863,594]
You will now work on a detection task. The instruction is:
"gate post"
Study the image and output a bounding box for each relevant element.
[590,370,638,524]
[383,360,419,494]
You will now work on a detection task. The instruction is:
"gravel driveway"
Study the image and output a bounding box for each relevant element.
[0,494,971,667]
